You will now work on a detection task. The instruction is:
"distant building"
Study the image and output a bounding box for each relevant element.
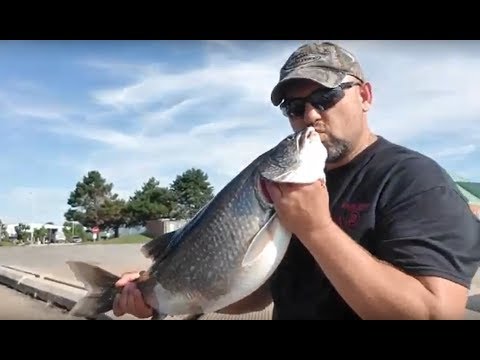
[5,222,66,242]
[145,218,188,237]
[118,225,146,237]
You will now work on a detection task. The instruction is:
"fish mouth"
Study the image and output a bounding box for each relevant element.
[257,126,324,188]
[296,126,317,153]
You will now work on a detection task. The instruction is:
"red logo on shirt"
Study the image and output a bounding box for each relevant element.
[333,202,370,229]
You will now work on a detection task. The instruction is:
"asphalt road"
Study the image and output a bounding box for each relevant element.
[0,244,477,320]
[0,283,84,320]
[0,244,273,320]
[0,243,151,288]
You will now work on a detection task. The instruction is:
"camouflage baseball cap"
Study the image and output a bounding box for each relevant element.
[270,41,365,106]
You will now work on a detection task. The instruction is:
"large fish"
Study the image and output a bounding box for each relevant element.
[66,126,328,319]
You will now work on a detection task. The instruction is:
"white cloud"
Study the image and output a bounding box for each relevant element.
[435,144,477,158]
[37,41,299,201]
[47,122,142,149]
[89,43,291,112]
[341,41,480,145]
[139,96,213,135]
[0,93,70,123]
[53,41,480,198]
[79,58,162,80]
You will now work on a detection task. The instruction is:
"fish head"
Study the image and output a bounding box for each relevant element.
[258,126,327,185]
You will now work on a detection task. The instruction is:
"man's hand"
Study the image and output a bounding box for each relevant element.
[265,179,334,240]
[112,272,154,319]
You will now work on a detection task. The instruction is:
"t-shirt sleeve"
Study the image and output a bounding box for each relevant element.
[376,162,480,288]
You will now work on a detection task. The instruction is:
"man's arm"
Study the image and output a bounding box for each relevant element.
[266,180,480,320]
[300,221,469,320]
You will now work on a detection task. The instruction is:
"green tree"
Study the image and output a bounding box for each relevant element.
[64,170,122,231]
[14,223,30,243]
[63,221,86,242]
[99,197,128,238]
[170,168,214,219]
[33,227,48,244]
[125,177,177,227]
[0,220,9,242]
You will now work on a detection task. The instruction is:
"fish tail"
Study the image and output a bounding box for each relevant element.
[66,261,121,319]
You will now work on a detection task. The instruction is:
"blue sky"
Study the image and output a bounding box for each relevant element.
[1,40,479,225]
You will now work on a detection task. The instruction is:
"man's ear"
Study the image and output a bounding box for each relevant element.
[360,82,373,112]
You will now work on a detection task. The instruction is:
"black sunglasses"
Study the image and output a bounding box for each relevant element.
[280,81,361,118]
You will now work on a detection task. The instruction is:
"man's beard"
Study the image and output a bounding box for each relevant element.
[324,135,351,163]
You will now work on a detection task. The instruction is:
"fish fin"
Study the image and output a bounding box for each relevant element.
[66,261,120,319]
[242,214,288,267]
[140,230,177,260]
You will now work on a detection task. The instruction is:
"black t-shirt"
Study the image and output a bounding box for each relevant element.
[269,136,480,320]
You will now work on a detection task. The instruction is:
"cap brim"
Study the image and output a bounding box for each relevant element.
[270,68,346,106]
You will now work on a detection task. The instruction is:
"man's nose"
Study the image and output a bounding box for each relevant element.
[303,102,321,125]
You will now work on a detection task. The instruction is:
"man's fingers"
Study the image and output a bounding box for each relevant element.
[113,294,125,316]
[133,288,152,316]
[118,283,132,313]
[115,272,140,287]
[112,284,150,318]
[132,289,144,311]
[125,285,135,313]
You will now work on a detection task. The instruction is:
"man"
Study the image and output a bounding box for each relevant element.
[113,41,480,320]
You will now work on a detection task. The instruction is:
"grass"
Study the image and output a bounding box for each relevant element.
[0,241,14,247]
[85,234,152,245]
